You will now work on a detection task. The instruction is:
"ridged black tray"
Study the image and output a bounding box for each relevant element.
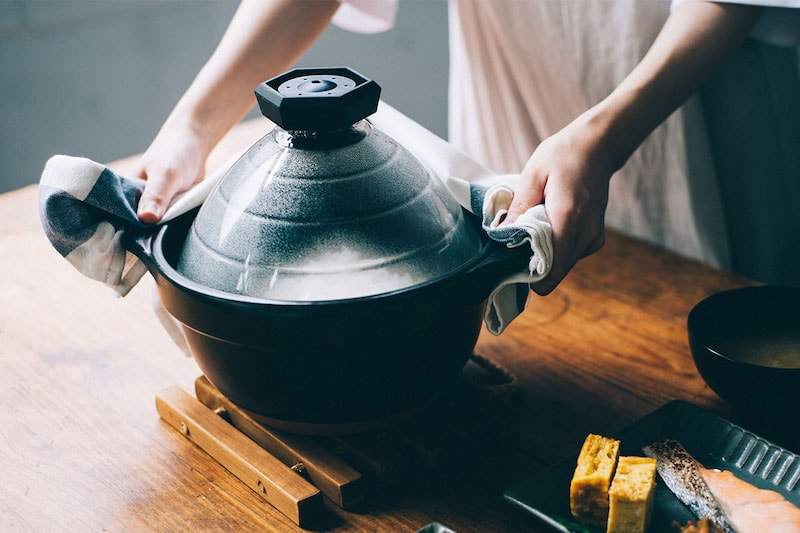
[504,400,800,532]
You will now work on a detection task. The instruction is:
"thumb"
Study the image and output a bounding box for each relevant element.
[502,172,545,226]
[137,171,186,224]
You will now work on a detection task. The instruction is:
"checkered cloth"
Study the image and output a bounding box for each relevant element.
[38,103,552,334]
[38,154,232,296]
[39,156,149,296]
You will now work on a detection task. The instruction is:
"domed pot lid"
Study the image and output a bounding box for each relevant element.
[177,67,485,302]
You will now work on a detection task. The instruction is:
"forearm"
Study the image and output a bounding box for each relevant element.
[163,0,341,157]
[585,1,762,172]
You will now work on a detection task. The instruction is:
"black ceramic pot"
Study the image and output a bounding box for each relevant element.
[125,68,530,434]
[127,210,527,433]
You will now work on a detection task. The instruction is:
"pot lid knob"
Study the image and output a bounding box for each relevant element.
[255,67,381,132]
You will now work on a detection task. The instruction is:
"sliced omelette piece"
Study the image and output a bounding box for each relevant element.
[570,433,621,526]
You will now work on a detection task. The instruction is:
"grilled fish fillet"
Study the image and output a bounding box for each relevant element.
[699,466,800,533]
[642,439,733,533]
[644,439,800,533]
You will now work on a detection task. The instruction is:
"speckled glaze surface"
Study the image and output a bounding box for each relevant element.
[178,120,484,301]
[137,68,526,429]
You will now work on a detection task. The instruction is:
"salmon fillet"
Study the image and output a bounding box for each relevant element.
[644,439,800,533]
[699,466,800,533]
[642,440,733,533]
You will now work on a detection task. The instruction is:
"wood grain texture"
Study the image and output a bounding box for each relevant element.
[0,118,751,531]
[194,376,365,510]
[156,386,323,527]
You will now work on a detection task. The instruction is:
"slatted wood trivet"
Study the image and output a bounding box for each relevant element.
[155,353,520,528]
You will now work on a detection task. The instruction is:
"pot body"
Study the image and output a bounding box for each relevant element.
[144,211,516,433]
[176,293,483,431]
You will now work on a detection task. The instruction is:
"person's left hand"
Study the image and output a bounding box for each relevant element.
[502,111,618,295]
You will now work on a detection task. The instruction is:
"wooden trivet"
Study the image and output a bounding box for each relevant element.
[155,353,520,528]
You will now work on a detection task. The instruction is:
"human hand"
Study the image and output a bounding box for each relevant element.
[500,1,762,296]
[134,125,208,224]
[503,112,618,295]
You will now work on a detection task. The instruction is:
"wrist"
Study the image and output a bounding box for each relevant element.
[162,94,239,162]
[583,71,674,175]
[574,99,638,178]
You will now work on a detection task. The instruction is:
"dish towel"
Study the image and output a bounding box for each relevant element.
[38,102,552,334]
[38,152,241,297]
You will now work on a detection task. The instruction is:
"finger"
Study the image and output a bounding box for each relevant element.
[503,164,546,226]
[529,202,575,295]
[137,171,185,224]
[581,229,606,259]
[531,226,605,295]
[504,188,542,226]
[530,248,573,296]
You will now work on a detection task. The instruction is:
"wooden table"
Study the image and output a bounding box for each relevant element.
[0,118,756,532]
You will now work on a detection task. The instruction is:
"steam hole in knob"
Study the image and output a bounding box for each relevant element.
[299,79,337,93]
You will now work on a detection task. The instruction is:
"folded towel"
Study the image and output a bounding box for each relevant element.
[39,155,149,296]
[38,102,552,333]
[38,153,238,296]
[446,177,552,333]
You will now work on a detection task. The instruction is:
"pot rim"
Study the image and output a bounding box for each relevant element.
[137,208,525,308]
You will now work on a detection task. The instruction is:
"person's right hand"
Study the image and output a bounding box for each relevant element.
[502,110,615,296]
[134,125,209,224]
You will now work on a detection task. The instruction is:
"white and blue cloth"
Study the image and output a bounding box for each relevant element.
[39,156,150,296]
[38,103,552,334]
[38,153,232,297]
[446,176,552,333]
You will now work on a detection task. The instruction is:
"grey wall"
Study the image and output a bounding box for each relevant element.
[0,0,448,194]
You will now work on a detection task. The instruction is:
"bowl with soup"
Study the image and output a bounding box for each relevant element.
[687,286,800,409]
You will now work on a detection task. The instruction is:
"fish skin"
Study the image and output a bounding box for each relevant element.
[642,439,735,533]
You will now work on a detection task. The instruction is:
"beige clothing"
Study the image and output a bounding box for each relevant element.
[337,0,800,285]
[447,0,729,268]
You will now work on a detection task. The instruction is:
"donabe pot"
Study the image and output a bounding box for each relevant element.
[127,67,530,434]
[127,210,528,434]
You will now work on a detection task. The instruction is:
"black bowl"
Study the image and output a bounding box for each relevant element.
[687,286,800,410]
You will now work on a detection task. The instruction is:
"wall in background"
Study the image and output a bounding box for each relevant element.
[0,0,448,194]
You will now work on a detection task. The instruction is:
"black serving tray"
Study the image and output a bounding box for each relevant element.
[504,400,800,532]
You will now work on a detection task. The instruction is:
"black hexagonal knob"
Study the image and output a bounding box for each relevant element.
[255,67,381,132]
